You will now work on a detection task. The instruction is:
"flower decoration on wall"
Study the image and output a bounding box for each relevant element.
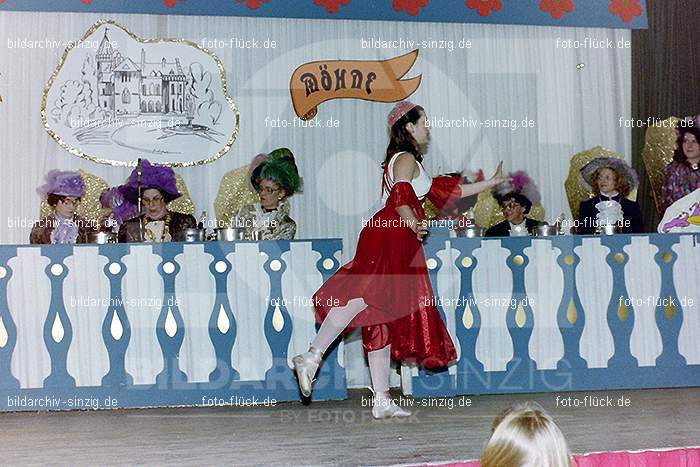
[0,0,647,27]
[609,0,643,23]
[393,0,429,16]
[466,0,503,17]
[237,0,270,9]
[540,0,575,20]
[314,0,351,14]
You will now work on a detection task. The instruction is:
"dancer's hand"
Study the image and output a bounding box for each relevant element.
[489,161,508,186]
[412,219,429,240]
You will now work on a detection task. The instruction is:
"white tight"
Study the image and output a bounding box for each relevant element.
[310,297,367,354]
[367,345,391,398]
[310,298,392,399]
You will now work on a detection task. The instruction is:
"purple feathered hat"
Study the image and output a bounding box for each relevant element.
[493,170,542,206]
[37,170,85,198]
[120,159,181,204]
[100,186,139,223]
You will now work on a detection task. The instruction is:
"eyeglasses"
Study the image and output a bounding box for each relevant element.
[59,198,81,206]
[502,202,522,210]
[142,196,164,205]
[258,186,281,195]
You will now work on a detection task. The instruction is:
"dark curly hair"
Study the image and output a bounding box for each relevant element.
[47,194,72,207]
[673,126,700,167]
[383,105,425,169]
[495,192,532,215]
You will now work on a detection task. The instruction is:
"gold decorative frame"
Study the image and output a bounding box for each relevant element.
[214,164,258,223]
[167,175,196,215]
[41,20,240,168]
[642,117,678,215]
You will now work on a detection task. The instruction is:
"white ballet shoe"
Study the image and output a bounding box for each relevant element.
[371,393,412,419]
[292,347,322,398]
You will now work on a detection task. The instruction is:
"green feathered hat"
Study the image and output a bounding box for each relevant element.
[251,147,303,196]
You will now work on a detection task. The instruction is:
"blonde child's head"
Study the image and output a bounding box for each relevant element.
[481,401,574,467]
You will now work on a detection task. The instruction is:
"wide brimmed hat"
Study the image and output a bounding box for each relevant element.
[37,170,85,198]
[120,159,181,203]
[492,170,541,205]
[579,157,639,192]
[251,148,303,196]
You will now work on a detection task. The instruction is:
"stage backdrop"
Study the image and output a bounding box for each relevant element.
[0,11,632,387]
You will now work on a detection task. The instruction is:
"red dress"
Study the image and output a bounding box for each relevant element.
[313,154,461,368]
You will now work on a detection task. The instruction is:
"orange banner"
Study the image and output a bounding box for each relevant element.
[290,50,421,120]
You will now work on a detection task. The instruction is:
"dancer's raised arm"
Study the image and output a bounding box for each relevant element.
[460,161,508,197]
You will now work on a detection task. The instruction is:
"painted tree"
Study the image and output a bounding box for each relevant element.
[51,80,86,128]
[79,55,106,122]
[188,62,222,126]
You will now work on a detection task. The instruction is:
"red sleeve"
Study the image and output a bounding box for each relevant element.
[387,181,420,209]
[427,175,462,211]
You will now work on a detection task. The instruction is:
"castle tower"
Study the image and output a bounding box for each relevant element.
[96,29,114,75]
[96,28,115,115]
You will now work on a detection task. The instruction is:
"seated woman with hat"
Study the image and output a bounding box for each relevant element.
[30,170,95,244]
[118,160,196,243]
[576,157,644,234]
[233,148,301,241]
[486,171,542,237]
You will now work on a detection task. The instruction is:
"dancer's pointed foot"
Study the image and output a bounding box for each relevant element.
[371,392,412,419]
[292,347,322,398]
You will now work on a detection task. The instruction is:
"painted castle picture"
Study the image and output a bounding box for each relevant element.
[43,21,239,167]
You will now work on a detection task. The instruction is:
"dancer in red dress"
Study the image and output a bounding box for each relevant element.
[293,102,506,418]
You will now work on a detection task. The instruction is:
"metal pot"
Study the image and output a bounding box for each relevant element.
[175,228,205,242]
[598,224,622,235]
[456,226,485,238]
[216,227,246,242]
[532,225,559,237]
[87,231,117,244]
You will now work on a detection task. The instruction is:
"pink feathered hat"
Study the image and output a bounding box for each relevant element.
[493,170,542,206]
